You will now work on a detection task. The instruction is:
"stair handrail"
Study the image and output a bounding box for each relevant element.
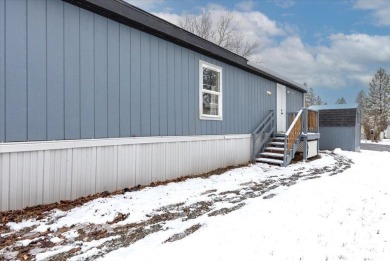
[285,109,303,136]
[251,110,275,162]
[283,108,303,164]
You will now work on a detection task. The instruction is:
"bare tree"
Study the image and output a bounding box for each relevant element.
[179,11,260,59]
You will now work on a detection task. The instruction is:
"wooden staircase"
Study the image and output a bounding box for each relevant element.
[251,108,320,167]
[255,135,285,166]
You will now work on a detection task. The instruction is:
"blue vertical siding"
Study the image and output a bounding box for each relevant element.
[130,28,141,137]
[140,32,151,137]
[80,9,94,139]
[188,50,195,136]
[355,110,361,150]
[174,45,182,136]
[27,0,47,141]
[47,0,64,140]
[94,15,108,138]
[119,24,131,137]
[64,3,80,139]
[286,86,304,113]
[167,42,175,136]
[194,52,201,136]
[182,49,189,135]
[158,39,168,136]
[319,127,356,151]
[107,20,120,138]
[0,0,4,142]
[150,36,159,136]
[1,0,304,143]
[224,65,231,134]
[5,0,27,141]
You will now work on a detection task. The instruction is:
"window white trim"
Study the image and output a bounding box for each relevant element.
[199,60,223,120]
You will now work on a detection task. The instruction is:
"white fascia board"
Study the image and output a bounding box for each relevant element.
[0,134,251,153]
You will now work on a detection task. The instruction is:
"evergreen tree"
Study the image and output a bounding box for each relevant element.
[304,87,325,107]
[355,90,366,109]
[335,97,347,104]
[365,68,390,140]
[314,95,323,105]
[304,87,316,107]
[355,90,371,139]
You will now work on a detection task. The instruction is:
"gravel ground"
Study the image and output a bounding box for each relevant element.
[360,143,390,152]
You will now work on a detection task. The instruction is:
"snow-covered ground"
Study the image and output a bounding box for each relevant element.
[1,148,390,260]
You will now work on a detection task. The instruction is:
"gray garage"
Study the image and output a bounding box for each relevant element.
[309,104,361,152]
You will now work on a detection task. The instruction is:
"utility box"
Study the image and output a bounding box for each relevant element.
[297,139,319,159]
[307,141,318,158]
[309,104,361,152]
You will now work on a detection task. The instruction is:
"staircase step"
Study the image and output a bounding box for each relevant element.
[265,147,284,152]
[255,158,284,165]
[272,137,286,141]
[269,142,285,146]
[260,152,284,158]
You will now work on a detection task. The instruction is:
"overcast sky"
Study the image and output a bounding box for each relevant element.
[125,0,390,104]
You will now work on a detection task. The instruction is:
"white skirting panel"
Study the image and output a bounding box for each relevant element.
[0,135,251,211]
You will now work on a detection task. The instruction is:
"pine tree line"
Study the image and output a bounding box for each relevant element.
[335,97,347,104]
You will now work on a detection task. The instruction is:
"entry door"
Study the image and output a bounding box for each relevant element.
[276,84,287,132]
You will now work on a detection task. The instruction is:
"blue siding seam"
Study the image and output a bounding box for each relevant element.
[93,13,95,138]
[26,0,29,141]
[106,18,109,138]
[187,50,189,135]
[3,0,6,141]
[128,26,131,136]
[118,26,121,137]
[62,2,65,140]
[157,39,160,135]
[165,42,168,135]
[78,7,81,139]
[45,0,48,141]
[138,31,141,137]
[149,34,152,136]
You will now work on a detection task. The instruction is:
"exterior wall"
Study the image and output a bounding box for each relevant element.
[0,134,251,211]
[355,110,361,151]
[318,127,358,151]
[317,108,359,152]
[0,0,305,211]
[0,0,294,143]
[285,87,304,129]
[286,87,304,113]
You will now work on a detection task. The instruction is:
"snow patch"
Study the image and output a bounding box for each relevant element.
[7,220,40,231]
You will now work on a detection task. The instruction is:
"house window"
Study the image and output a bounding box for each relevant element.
[199,61,222,120]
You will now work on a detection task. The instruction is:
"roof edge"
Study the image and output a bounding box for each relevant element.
[309,104,359,110]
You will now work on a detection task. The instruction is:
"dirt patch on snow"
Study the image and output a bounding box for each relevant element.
[164,224,202,243]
